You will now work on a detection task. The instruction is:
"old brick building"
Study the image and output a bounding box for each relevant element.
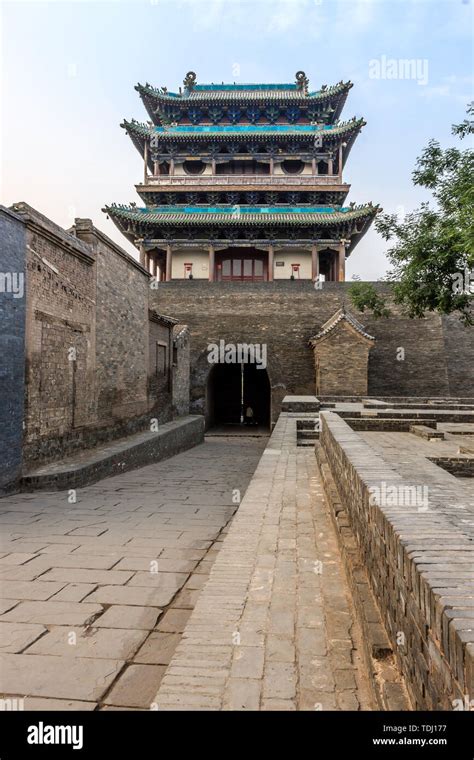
[0,203,190,491]
[309,307,375,396]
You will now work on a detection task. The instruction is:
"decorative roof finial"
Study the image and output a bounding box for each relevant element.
[183,71,197,93]
[295,71,309,94]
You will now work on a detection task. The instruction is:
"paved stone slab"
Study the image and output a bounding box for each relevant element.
[127,571,189,588]
[40,568,134,585]
[85,585,176,608]
[26,626,148,660]
[114,558,197,573]
[0,553,38,565]
[231,647,265,680]
[51,584,98,602]
[94,605,162,631]
[172,589,202,609]
[157,609,192,633]
[0,695,96,711]
[0,580,66,601]
[1,601,103,626]
[0,622,47,653]
[36,554,122,569]
[104,664,167,708]
[134,632,181,665]
[0,653,123,701]
[0,600,20,615]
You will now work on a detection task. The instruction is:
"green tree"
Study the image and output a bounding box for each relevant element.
[348,281,391,318]
[350,104,474,325]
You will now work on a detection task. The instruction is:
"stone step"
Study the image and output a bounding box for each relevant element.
[297,430,320,440]
[410,424,445,440]
[21,416,205,491]
[343,417,437,432]
[296,420,320,430]
[281,395,320,413]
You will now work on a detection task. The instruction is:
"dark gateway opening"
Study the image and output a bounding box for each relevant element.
[207,363,271,430]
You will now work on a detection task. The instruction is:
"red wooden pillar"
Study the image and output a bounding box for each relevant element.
[209,244,215,282]
[166,245,172,281]
[311,244,319,281]
[268,244,274,282]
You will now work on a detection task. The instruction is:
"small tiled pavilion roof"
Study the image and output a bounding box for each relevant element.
[309,307,375,346]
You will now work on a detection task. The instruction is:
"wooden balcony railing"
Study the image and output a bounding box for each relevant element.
[141,174,344,187]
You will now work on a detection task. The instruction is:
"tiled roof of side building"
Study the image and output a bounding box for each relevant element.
[309,307,375,344]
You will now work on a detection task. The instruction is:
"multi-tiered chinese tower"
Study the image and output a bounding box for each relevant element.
[105,71,378,282]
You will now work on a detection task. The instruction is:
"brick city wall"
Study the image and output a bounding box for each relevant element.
[319,411,474,709]
[0,208,26,491]
[2,204,187,479]
[151,281,474,424]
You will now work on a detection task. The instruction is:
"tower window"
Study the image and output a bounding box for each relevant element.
[281,159,305,175]
[183,160,206,175]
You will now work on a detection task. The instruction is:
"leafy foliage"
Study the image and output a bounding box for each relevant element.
[351,105,474,325]
[348,282,391,318]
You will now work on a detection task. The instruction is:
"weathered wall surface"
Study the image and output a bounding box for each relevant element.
[74,219,151,425]
[319,411,474,710]
[148,314,174,424]
[13,205,97,467]
[151,281,474,423]
[441,313,474,396]
[173,325,190,417]
[0,208,26,490]
[2,205,181,478]
[311,321,373,396]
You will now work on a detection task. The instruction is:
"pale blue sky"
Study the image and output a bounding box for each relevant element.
[1,0,472,278]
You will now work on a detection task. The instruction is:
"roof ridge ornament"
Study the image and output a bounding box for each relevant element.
[183,71,197,93]
[295,71,309,94]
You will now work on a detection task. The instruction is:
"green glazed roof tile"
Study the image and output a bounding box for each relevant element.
[103,203,379,227]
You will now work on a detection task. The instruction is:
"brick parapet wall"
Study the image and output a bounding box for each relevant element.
[319,411,474,709]
[152,281,474,423]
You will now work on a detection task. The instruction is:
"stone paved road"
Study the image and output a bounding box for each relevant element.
[0,438,266,709]
[155,415,374,710]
